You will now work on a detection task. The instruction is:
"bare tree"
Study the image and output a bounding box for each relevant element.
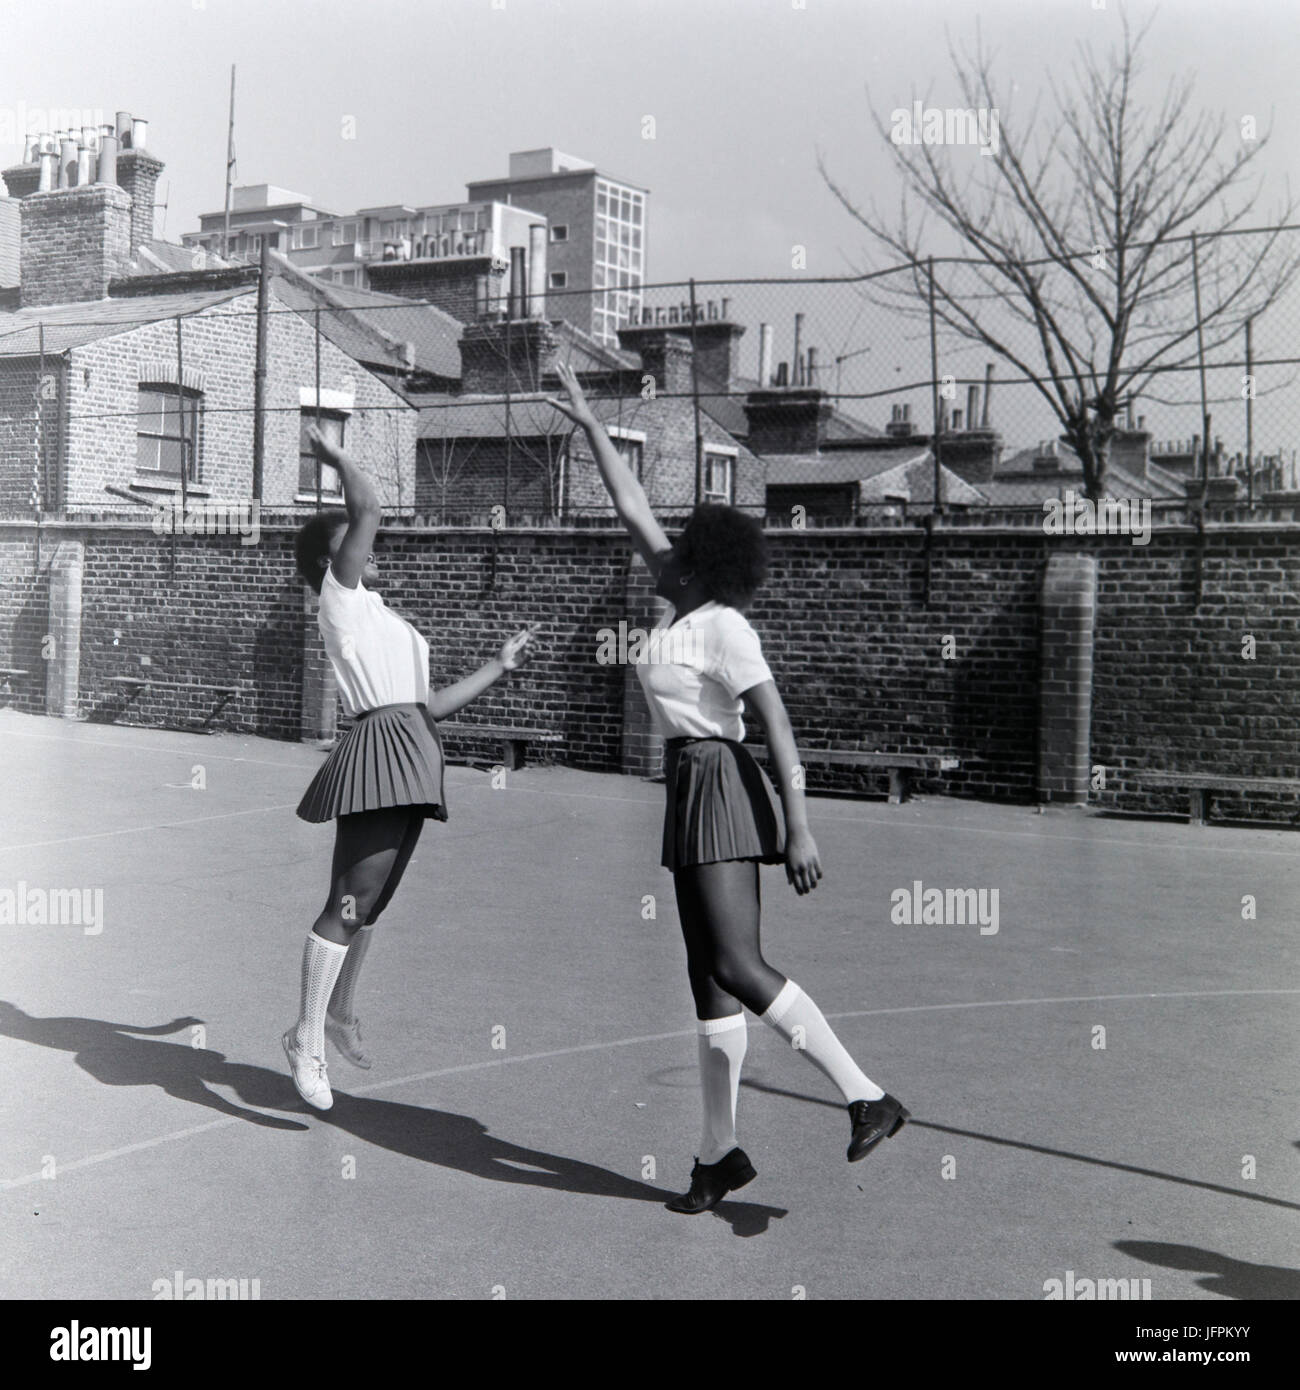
[821,11,1300,497]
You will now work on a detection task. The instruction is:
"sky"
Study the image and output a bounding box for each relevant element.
[3,0,1298,448]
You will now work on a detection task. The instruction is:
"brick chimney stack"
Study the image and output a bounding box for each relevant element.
[459,317,559,395]
[20,185,132,307]
[369,254,510,323]
[115,146,164,251]
[742,388,832,455]
[616,325,695,396]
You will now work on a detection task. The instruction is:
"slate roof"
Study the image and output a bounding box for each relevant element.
[0,286,253,356]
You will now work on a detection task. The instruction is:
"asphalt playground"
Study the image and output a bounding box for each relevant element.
[1,707,1297,1301]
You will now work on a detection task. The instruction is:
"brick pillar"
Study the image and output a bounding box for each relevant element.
[300,586,338,742]
[620,553,665,777]
[46,539,84,719]
[1038,550,1097,803]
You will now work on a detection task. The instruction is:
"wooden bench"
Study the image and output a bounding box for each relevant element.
[437,721,562,771]
[104,676,239,732]
[1131,771,1300,826]
[752,746,960,804]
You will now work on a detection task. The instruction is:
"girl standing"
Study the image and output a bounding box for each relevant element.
[284,428,532,1110]
[549,363,908,1213]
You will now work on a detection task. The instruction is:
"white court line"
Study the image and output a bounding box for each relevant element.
[3,987,1297,1191]
[0,804,300,853]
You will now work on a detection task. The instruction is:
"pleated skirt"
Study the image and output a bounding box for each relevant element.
[297,703,449,824]
[661,737,786,870]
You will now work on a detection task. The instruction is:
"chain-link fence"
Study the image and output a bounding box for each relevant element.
[3,225,1299,529]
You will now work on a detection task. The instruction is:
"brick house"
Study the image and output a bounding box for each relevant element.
[0,134,418,518]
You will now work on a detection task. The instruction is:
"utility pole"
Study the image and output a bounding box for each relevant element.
[222,65,236,260]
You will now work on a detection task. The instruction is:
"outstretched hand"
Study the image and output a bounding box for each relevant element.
[499,625,538,672]
[307,425,345,467]
[547,360,597,429]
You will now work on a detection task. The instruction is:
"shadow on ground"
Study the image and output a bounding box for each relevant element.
[0,1001,786,1236]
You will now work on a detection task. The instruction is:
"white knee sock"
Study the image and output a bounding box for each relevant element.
[761,980,884,1104]
[295,931,348,1058]
[328,924,373,1023]
[697,1013,747,1165]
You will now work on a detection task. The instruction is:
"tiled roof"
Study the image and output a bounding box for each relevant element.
[122,240,234,277]
[765,447,983,506]
[552,319,636,373]
[764,446,932,485]
[268,256,463,379]
[988,440,1186,501]
[0,197,18,289]
[0,286,253,356]
[859,457,986,506]
[413,391,633,440]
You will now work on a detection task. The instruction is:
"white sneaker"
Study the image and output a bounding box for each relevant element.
[325,1012,372,1070]
[282,1029,333,1110]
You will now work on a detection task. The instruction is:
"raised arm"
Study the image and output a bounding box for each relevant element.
[742,679,823,896]
[309,425,380,589]
[547,361,672,572]
[426,626,536,721]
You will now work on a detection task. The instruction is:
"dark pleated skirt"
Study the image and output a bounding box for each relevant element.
[297,703,449,824]
[661,737,786,870]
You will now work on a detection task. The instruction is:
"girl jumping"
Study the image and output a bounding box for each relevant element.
[549,363,908,1214]
[284,428,533,1111]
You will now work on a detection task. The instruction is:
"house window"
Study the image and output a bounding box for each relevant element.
[549,271,568,289]
[703,450,734,504]
[550,224,568,242]
[292,225,319,250]
[299,410,347,496]
[609,430,645,482]
[137,387,201,481]
[332,221,358,246]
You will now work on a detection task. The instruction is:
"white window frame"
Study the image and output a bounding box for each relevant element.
[549,271,568,289]
[550,223,569,242]
[608,427,647,482]
[702,446,737,504]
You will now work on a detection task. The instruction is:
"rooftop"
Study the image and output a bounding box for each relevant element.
[0,285,252,356]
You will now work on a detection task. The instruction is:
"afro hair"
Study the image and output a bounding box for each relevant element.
[293,508,350,592]
[676,503,768,609]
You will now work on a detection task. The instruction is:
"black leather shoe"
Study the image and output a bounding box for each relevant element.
[847,1094,910,1162]
[665,1147,757,1214]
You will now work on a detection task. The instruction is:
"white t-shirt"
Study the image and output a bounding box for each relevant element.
[317,566,430,717]
[635,600,774,742]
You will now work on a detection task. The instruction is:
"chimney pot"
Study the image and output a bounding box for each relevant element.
[97,132,118,184]
[58,138,77,188]
[758,323,773,388]
[527,223,546,319]
[116,112,133,148]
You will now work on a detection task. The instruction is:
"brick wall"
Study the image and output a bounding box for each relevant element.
[39,287,417,511]
[1,514,1296,824]
[1091,527,1300,822]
